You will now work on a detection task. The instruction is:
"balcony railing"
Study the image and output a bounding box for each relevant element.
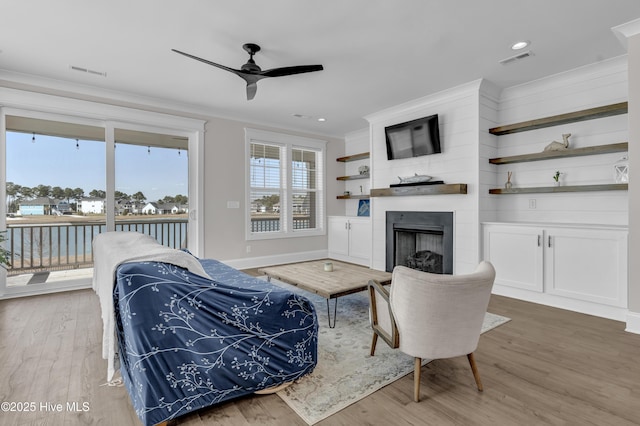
[250,215,311,232]
[5,215,314,276]
[5,219,187,276]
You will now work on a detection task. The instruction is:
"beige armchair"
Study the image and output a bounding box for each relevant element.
[368,261,496,402]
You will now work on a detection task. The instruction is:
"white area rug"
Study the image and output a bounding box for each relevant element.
[266,280,510,425]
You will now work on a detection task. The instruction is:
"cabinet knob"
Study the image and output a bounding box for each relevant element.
[548,236,552,247]
[537,235,541,247]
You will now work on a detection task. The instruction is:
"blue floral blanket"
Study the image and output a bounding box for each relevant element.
[113,258,318,426]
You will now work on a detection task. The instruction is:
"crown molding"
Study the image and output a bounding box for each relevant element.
[612,18,640,49]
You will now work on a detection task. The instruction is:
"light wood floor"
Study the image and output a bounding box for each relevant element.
[1,282,639,425]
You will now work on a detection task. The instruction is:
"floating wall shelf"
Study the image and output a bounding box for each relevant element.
[488,102,628,135]
[336,152,369,162]
[489,183,628,195]
[336,194,370,200]
[336,173,369,181]
[489,142,628,165]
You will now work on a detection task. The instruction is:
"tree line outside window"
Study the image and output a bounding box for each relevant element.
[6,181,187,214]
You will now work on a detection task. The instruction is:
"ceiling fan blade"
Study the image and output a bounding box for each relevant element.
[171,49,242,76]
[261,64,324,78]
[246,82,258,100]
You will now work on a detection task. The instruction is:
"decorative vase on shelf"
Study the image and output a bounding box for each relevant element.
[505,171,513,189]
[614,155,629,183]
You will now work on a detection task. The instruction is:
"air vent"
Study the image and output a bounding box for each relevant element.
[69,65,107,77]
[499,50,533,65]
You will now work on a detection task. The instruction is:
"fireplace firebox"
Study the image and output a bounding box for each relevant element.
[386,211,453,274]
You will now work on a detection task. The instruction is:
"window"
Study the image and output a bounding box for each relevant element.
[246,129,325,240]
[1,100,204,299]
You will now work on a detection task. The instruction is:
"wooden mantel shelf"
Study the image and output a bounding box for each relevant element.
[370,183,467,197]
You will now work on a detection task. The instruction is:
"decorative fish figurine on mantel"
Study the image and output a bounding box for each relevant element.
[398,174,432,184]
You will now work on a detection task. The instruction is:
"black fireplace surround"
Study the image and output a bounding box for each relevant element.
[386,211,453,274]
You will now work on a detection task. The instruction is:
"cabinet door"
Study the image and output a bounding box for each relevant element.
[328,216,349,257]
[483,224,544,292]
[347,218,371,263]
[545,227,627,307]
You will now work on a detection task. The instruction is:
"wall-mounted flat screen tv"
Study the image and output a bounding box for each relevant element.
[385,114,441,160]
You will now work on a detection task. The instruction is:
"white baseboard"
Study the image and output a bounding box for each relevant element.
[492,284,628,322]
[0,278,92,300]
[222,250,328,271]
[625,311,640,334]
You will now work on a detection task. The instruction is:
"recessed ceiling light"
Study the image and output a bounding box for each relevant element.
[511,41,530,50]
[293,114,326,123]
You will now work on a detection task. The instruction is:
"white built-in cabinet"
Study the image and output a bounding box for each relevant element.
[328,216,371,266]
[483,222,628,319]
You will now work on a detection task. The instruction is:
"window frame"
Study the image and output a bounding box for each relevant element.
[245,128,326,241]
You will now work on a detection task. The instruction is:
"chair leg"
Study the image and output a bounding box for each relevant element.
[370,332,378,356]
[414,357,422,402]
[467,352,483,392]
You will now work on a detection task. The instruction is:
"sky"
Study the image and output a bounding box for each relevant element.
[7,131,188,202]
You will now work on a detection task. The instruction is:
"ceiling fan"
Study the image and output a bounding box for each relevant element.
[171,43,324,100]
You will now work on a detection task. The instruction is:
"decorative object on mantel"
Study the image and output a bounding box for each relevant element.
[390,180,443,188]
[343,191,351,196]
[614,155,629,183]
[358,165,369,175]
[397,173,432,184]
[505,171,513,189]
[553,170,564,186]
[544,133,571,151]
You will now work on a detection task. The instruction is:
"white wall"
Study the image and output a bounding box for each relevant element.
[365,80,488,274]
[202,117,345,268]
[490,56,629,225]
[478,80,501,237]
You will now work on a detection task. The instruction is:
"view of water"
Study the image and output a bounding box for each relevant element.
[6,220,187,272]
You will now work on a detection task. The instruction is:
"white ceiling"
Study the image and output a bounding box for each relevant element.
[2,0,640,138]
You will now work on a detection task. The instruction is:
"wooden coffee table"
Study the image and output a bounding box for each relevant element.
[258,260,392,328]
